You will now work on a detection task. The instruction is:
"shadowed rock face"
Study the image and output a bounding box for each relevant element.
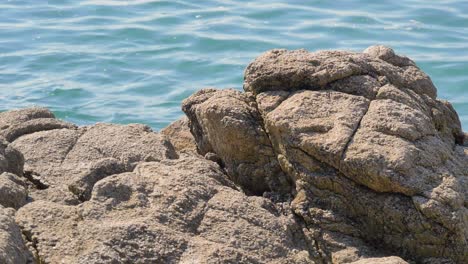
[161,116,198,153]
[0,45,466,264]
[0,206,33,264]
[183,45,467,263]
[0,137,24,177]
[182,89,291,195]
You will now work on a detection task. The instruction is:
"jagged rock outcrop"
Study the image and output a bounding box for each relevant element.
[183,45,467,263]
[0,45,466,264]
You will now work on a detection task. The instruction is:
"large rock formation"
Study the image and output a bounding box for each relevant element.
[0,107,315,263]
[183,46,467,263]
[0,45,466,263]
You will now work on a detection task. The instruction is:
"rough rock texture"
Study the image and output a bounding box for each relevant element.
[161,116,197,153]
[183,46,468,263]
[243,46,437,99]
[0,137,24,177]
[182,89,291,195]
[0,172,27,209]
[0,108,178,204]
[349,257,408,264]
[16,155,314,264]
[0,206,32,264]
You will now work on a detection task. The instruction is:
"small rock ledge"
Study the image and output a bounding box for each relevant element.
[0,46,466,264]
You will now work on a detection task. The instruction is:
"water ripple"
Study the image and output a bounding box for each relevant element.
[0,0,467,129]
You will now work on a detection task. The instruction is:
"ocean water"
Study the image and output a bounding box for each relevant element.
[1,0,467,130]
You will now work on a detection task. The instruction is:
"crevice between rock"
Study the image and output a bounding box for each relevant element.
[191,191,218,236]
[248,93,335,263]
[59,128,87,166]
[20,228,44,264]
[339,98,371,165]
[23,171,48,190]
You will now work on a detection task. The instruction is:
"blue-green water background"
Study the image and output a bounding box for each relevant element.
[1,0,467,130]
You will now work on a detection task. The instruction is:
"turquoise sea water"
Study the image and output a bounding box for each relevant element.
[1,0,467,130]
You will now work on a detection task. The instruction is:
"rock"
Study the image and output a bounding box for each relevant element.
[12,128,83,181]
[0,172,27,209]
[10,128,86,204]
[16,155,314,263]
[204,152,221,164]
[0,137,24,177]
[0,118,77,142]
[260,89,370,169]
[243,48,437,99]
[184,45,467,263]
[350,256,408,264]
[61,123,177,167]
[62,123,177,201]
[0,107,178,204]
[0,206,33,263]
[0,107,54,130]
[363,45,415,67]
[161,116,198,153]
[182,88,291,195]
[67,157,127,201]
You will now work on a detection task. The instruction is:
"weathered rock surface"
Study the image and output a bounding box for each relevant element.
[183,45,468,263]
[0,206,32,264]
[0,107,178,204]
[243,46,437,99]
[349,256,408,264]
[0,137,24,177]
[182,89,291,195]
[16,155,314,263]
[0,45,467,264]
[0,172,27,209]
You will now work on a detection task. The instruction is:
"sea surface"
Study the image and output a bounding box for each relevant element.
[1,0,467,130]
